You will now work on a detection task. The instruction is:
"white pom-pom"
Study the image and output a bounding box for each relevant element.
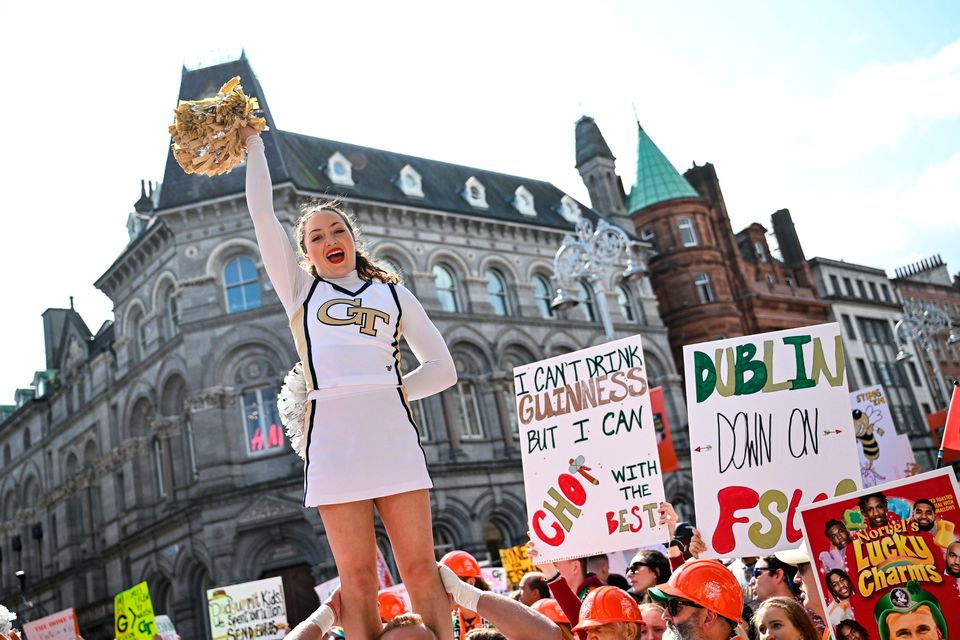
[0,604,17,634]
[278,362,309,460]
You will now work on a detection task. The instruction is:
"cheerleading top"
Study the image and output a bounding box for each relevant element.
[244,135,456,400]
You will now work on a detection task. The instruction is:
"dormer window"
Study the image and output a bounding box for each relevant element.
[513,186,536,216]
[397,164,424,198]
[325,151,355,186]
[559,195,581,222]
[463,176,488,209]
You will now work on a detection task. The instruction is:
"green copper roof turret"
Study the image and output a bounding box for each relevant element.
[626,123,699,213]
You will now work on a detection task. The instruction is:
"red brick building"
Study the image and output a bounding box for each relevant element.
[891,255,960,409]
[575,117,829,371]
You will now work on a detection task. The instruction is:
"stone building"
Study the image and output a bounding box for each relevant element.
[808,257,940,466]
[891,255,960,407]
[574,117,831,372]
[0,55,688,638]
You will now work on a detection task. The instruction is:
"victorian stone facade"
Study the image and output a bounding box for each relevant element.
[0,56,688,638]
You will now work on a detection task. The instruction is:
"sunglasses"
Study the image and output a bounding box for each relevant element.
[626,563,648,575]
[664,598,704,616]
[751,567,776,577]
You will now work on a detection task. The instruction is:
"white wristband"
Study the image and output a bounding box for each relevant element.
[309,603,335,633]
[438,565,483,612]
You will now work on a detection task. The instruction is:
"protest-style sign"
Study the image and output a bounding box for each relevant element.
[313,576,340,605]
[650,387,680,474]
[22,608,81,640]
[798,469,960,640]
[683,323,862,558]
[515,335,668,562]
[850,385,915,488]
[207,576,287,640]
[481,567,510,594]
[114,582,156,640]
[499,544,537,588]
[154,615,177,640]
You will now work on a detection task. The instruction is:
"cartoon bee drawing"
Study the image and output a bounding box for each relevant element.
[852,405,885,469]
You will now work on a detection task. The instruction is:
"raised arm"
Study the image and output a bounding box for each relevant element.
[395,284,457,400]
[243,132,311,315]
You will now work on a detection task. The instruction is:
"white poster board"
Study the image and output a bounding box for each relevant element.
[683,323,862,558]
[22,609,81,640]
[515,335,668,562]
[850,384,916,487]
[207,576,287,640]
[313,576,340,605]
[154,615,177,640]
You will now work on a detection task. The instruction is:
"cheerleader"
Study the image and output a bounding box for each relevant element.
[241,127,457,640]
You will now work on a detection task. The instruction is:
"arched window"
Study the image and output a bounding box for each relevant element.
[485,269,511,316]
[378,257,404,280]
[224,256,261,313]
[166,293,180,337]
[617,285,636,323]
[455,381,483,439]
[433,264,460,312]
[241,386,284,457]
[577,280,596,322]
[533,275,554,319]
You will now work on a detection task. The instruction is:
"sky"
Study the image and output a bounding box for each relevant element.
[0,0,958,400]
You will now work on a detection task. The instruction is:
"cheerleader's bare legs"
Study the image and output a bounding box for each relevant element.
[377,489,453,640]
[320,490,453,640]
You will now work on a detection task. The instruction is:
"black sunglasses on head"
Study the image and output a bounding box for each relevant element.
[626,563,647,574]
[664,598,704,616]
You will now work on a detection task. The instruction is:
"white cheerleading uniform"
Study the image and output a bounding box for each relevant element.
[244,135,457,506]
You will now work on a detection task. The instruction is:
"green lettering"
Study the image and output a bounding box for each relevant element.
[783,335,815,390]
[735,343,767,395]
[694,350,716,403]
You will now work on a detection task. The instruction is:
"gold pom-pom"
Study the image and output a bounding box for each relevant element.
[168,76,269,177]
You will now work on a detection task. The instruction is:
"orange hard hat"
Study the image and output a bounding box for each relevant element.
[532,598,570,625]
[648,559,743,624]
[572,586,643,632]
[440,550,482,578]
[378,590,406,621]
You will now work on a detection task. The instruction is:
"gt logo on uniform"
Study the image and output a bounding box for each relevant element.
[317,298,391,336]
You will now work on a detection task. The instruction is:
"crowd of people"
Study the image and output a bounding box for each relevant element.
[268,501,836,640]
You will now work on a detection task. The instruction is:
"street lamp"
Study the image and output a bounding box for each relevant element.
[895,300,953,408]
[550,216,645,340]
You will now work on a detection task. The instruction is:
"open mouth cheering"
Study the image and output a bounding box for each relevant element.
[325,247,346,264]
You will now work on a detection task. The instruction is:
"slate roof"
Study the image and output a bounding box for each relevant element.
[574,116,615,168]
[626,123,700,213]
[156,56,601,232]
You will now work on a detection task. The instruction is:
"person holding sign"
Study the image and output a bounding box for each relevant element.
[240,125,457,640]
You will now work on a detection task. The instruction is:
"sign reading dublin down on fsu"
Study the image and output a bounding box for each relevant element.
[683,323,863,558]
[515,335,668,562]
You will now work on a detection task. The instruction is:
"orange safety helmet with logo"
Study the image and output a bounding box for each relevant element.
[532,598,570,625]
[572,586,644,632]
[648,559,744,624]
[440,550,483,579]
[378,590,406,622]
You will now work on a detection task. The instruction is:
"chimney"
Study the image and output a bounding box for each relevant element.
[771,209,806,266]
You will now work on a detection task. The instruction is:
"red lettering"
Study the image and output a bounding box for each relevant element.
[606,511,618,534]
[533,510,565,546]
[250,427,264,451]
[558,473,586,506]
[268,423,283,448]
[713,486,760,554]
[785,488,804,542]
[630,506,643,532]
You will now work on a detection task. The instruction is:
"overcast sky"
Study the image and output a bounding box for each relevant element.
[1,0,958,400]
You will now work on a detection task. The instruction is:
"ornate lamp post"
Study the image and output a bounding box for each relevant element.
[895,300,954,408]
[550,216,646,341]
